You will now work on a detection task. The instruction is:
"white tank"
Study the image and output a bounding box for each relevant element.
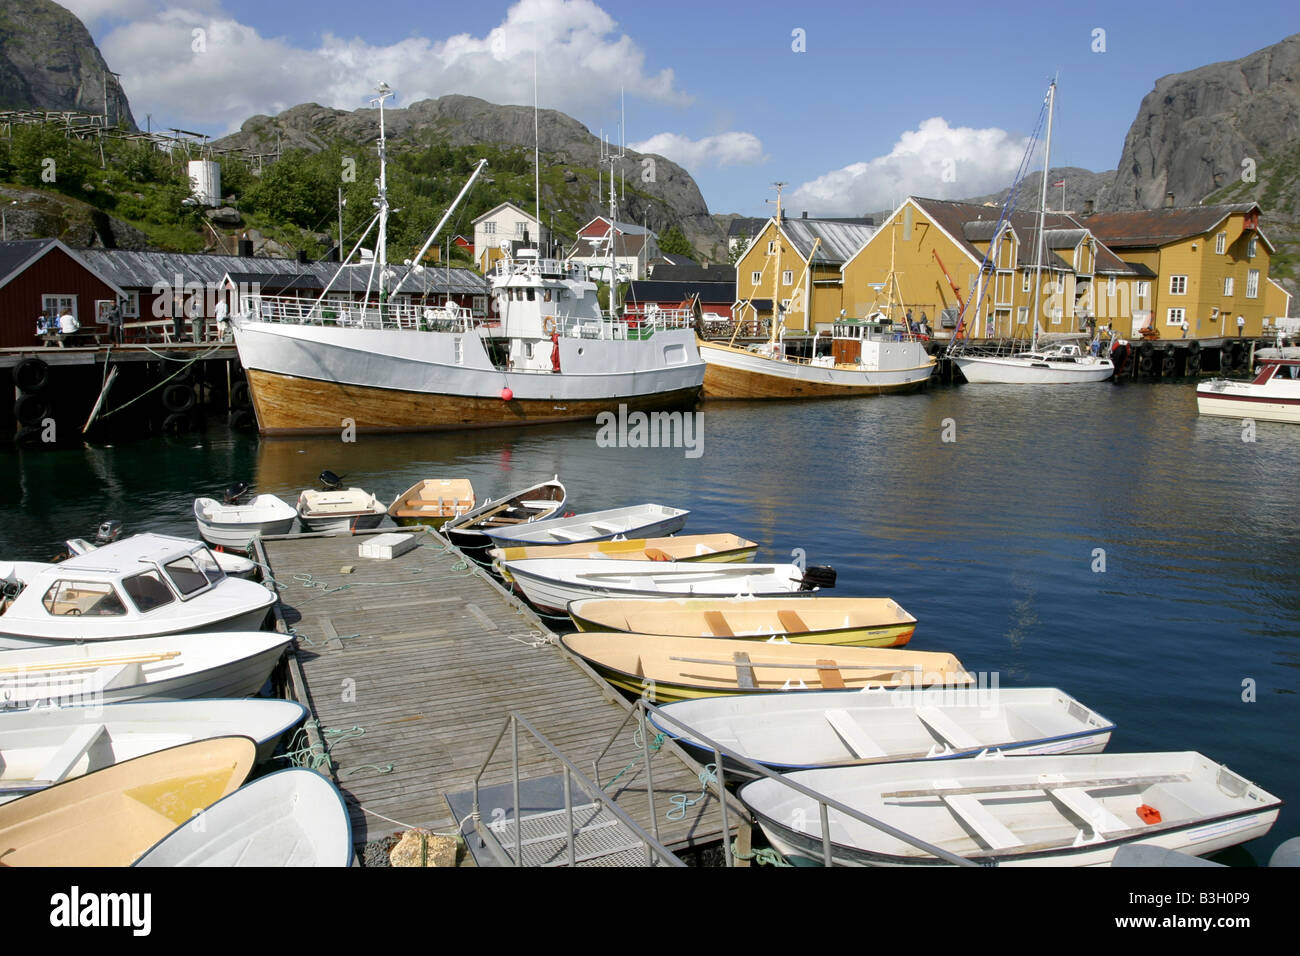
[188,160,222,207]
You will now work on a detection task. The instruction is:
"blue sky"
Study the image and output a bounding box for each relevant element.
[66,0,1299,217]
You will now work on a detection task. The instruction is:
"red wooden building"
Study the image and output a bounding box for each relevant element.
[0,240,128,348]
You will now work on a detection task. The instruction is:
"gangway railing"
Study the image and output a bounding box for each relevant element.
[593,697,979,868]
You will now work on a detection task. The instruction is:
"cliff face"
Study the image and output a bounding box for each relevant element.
[0,0,136,128]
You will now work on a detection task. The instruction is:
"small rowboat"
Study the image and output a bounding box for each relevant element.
[134,768,353,867]
[650,688,1114,779]
[0,699,307,805]
[568,596,915,647]
[296,488,387,533]
[559,632,972,702]
[485,503,689,549]
[388,478,476,528]
[443,477,567,563]
[506,559,833,616]
[0,736,256,866]
[194,494,297,550]
[490,534,758,572]
[739,752,1282,867]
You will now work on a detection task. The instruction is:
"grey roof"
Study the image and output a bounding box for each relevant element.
[626,280,735,305]
[727,217,768,238]
[649,262,731,282]
[779,218,875,266]
[0,239,56,284]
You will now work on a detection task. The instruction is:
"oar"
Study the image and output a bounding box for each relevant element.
[0,650,180,675]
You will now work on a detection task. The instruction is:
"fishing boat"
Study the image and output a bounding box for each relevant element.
[1197,355,1300,423]
[193,490,297,550]
[0,632,292,710]
[490,534,758,580]
[0,534,276,649]
[568,595,916,647]
[230,84,703,436]
[505,559,834,616]
[559,633,971,702]
[650,687,1114,780]
[0,736,256,866]
[0,698,306,804]
[296,488,387,533]
[485,503,689,549]
[134,768,353,867]
[388,478,477,528]
[443,477,567,563]
[738,751,1281,867]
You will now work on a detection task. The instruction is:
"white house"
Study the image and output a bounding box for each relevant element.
[473,202,550,274]
[565,217,660,282]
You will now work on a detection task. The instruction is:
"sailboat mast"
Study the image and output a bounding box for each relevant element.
[375,83,392,307]
[534,53,541,252]
[1031,80,1056,347]
[770,182,785,347]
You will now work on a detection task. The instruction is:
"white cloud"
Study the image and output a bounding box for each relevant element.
[629,131,765,170]
[789,117,1031,216]
[87,0,688,134]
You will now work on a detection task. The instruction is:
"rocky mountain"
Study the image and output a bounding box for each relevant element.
[213,96,726,257]
[0,0,135,128]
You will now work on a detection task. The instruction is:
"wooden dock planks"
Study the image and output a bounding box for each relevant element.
[259,528,744,865]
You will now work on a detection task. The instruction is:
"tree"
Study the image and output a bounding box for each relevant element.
[658,224,694,257]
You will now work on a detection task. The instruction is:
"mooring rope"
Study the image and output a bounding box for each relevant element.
[666,763,718,822]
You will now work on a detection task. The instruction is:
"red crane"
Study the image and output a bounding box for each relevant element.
[931,249,969,339]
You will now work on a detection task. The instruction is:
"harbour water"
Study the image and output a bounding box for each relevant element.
[2,380,1297,863]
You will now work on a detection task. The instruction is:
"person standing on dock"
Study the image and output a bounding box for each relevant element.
[1181,317,1189,338]
[1237,315,1245,337]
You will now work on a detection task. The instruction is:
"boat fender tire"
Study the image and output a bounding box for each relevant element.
[229,408,256,431]
[1161,351,1176,374]
[14,394,49,426]
[1187,340,1201,355]
[230,381,251,408]
[1138,341,1154,358]
[15,424,45,446]
[161,411,194,435]
[1138,354,1153,374]
[162,382,196,413]
[1187,354,1201,375]
[14,357,49,394]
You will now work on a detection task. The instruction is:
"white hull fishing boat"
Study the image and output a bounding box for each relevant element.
[504,559,833,616]
[651,688,1114,780]
[0,534,275,649]
[193,494,297,550]
[0,698,306,804]
[296,488,387,533]
[231,85,703,436]
[0,632,291,710]
[1197,356,1300,423]
[134,768,353,867]
[65,534,259,579]
[443,477,567,561]
[740,751,1281,866]
[485,503,688,549]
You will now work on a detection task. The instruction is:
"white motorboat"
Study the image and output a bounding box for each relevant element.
[0,631,291,711]
[193,493,297,550]
[503,558,833,616]
[134,768,353,867]
[1197,356,1300,423]
[296,488,388,533]
[485,503,689,549]
[65,535,258,579]
[739,751,1281,866]
[651,687,1115,780]
[443,477,568,562]
[0,698,306,804]
[0,534,275,649]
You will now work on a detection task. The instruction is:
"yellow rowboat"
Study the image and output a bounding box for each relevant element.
[559,633,973,703]
[567,596,916,648]
[491,534,758,582]
[0,735,256,866]
[388,478,476,528]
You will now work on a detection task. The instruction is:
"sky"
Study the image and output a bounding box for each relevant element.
[63,0,1300,218]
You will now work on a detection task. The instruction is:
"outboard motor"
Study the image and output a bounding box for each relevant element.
[799,565,837,591]
[319,470,345,490]
[222,482,250,505]
[94,520,124,545]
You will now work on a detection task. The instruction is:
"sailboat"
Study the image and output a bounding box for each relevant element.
[230,84,704,435]
[950,81,1114,385]
[700,185,934,399]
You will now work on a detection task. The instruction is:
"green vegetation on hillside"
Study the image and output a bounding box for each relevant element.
[1205,144,1300,291]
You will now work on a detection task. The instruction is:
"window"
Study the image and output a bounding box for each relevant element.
[41,581,126,617]
[1022,272,1031,293]
[42,294,76,319]
[782,270,794,286]
[122,291,140,318]
[1107,276,1116,297]
[123,571,174,613]
[767,241,776,254]
[454,337,463,364]
[1136,281,1150,299]
[1215,232,1226,254]
[163,555,210,597]
[751,271,762,285]
[1017,307,1029,325]
[780,299,792,311]
[1169,275,1187,295]
[193,549,225,585]
[515,222,526,237]
[484,222,496,235]
[1167,307,1186,326]
[1223,277,1234,296]
[472,296,487,317]
[1247,236,1257,258]
[1247,270,1259,298]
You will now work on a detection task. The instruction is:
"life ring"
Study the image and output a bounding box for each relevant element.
[543,316,557,336]
[14,357,49,393]
[13,394,49,427]
[162,382,196,413]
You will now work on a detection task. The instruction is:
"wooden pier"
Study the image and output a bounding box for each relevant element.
[256,527,746,866]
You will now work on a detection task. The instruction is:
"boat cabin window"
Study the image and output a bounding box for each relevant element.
[162,555,212,597]
[193,548,226,585]
[41,580,127,617]
[122,570,176,613]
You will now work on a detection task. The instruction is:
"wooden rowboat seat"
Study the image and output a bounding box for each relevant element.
[815,659,845,689]
[703,611,734,637]
[777,609,808,633]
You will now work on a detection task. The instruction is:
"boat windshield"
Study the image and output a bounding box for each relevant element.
[122,570,176,613]
[41,580,128,617]
[161,555,212,597]
[192,547,226,585]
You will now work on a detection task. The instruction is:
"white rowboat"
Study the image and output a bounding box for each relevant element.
[296,488,387,533]
[485,503,689,548]
[193,494,297,550]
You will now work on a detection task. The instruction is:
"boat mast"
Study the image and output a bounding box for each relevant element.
[1031,80,1056,349]
[607,144,623,319]
[372,83,393,312]
[767,182,785,348]
[534,52,541,253]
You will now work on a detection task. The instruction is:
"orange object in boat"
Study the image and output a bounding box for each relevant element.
[1137,804,1162,824]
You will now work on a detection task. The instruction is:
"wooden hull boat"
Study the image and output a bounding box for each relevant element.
[568,596,915,647]
[740,752,1281,867]
[0,632,292,710]
[485,503,689,549]
[443,477,567,562]
[296,488,387,533]
[559,632,972,702]
[0,698,306,804]
[650,687,1114,779]
[0,735,256,866]
[134,767,353,867]
[388,478,476,527]
[507,560,826,616]
[700,339,935,399]
[193,494,297,549]
[491,534,758,581]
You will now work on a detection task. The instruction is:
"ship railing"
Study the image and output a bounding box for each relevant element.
[494,257,586,282]
[238,294,479,332]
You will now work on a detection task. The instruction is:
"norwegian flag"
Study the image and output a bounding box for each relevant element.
[1052,179,1065,187]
